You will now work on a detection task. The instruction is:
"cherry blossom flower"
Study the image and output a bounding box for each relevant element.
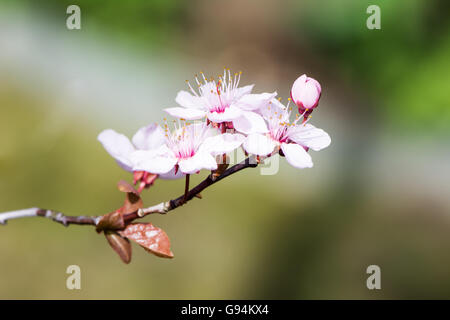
[290,74,322,119]
[97,124,184,191]
[164,70,276,134]
[242,98,331,169]
[131,122,244,175]
[0,70,334,265]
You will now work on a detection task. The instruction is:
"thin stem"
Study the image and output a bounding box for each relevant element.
[124,155,258,221]
[183,174,190,203]
[0,207,99,226]
[0,156,258,227]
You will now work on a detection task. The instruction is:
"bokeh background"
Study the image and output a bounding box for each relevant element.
[0,0,449,299]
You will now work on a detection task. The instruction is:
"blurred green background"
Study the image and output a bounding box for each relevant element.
[0,0,449,299]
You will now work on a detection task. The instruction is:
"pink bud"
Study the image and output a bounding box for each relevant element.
[290,74,322,116]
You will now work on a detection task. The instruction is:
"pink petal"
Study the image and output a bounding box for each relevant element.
[175,90,205,109]
[132,123,166,150]
[233,111,268,135]
[242,133,276,156]
[281,143,313,169]
[258,98,290,122]
[159,167,185,180]
[97,129,135,171]
[234,84,254,100]
[234,91,277,111]
[178,151,217,174]
[131,147,177,174]
[164,107,206,120]
[287,123,331,151]
[200,133,245,156]
[207,105,242,123]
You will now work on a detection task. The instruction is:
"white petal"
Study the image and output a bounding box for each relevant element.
[281,143,313,169]
[159,167,185,180]
[287,123,331,151]
[131,123,166,150]
[131,147,177,174]
[234,84,254,99]
[178,151,217,174]
[175,90,205,109]
[200,133,245,156]
[233,111,268,135]
[164,107,206,120]
[97,129,135,171]
[242,133,276,156]
[207,105,242,123]
[258,98,290,122]
[234,91,277,111]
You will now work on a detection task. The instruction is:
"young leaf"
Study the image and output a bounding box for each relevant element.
[119,223,174,259]
[117,180,143,214]
[96,210,125,233]
[105,231,132,264]
[117,180,139,195]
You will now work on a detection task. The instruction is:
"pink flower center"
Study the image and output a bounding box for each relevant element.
[173,145,195,159]
[185,69,243,116]
[210,103,229,113]
[269,125,288,143]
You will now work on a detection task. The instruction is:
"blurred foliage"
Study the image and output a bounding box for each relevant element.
[3,0,188,49]
[291,0,450,132]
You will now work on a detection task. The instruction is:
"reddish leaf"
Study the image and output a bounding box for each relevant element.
[117,180,143,214]
[122,193,142,214]
[117,180,139,195]
[96,210,125,233]
[119,223,174,259]
[96,181,143,233]
[105,231,132,264]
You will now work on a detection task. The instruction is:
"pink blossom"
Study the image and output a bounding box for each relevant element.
[97,124,184,189]
[131,122,244,175]
[290,74,322,118]
[242,98,330,169]
[164,70,276,135]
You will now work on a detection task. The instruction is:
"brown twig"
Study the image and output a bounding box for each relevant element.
[0,156,258,227]
[125,155,258,221]
[183,174,190,203]
[0,208,99,226]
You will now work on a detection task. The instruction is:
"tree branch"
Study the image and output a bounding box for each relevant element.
[0,156,258,227]
[125,155,258,221]
[0,207,99,226]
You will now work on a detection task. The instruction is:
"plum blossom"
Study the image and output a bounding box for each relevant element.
[97,124,184,191]
[131,122,244,175]
[290,74,322,119]
[242,98,331,169]
[164,70,276,134]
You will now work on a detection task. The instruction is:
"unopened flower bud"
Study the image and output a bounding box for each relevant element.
[290,74,321,117]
